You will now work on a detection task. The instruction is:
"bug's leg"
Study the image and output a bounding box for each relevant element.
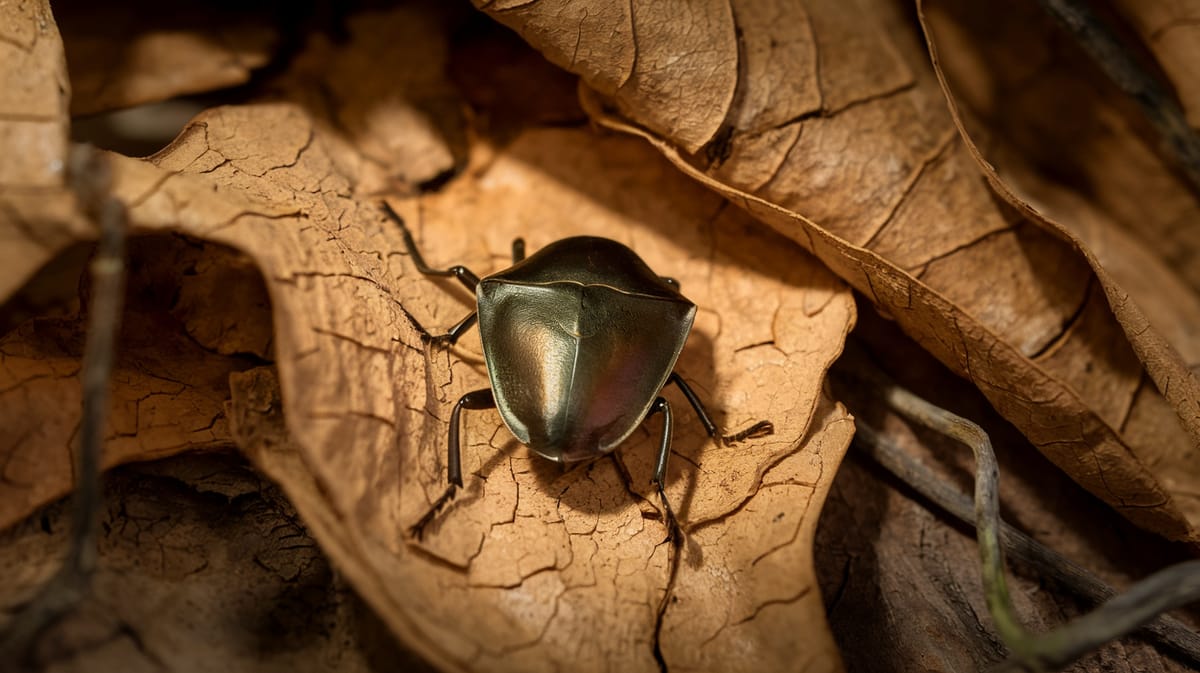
[669,372,775,444]
[408,388,496,540]
[512,238,526,263]
[383,202,481,344]
[447,388,495,487]
[383,201,481,293]
[648,396,684,547]
[668,372,717,437]
[424,311,478,346]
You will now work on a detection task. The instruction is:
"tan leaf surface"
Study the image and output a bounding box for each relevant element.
[91,91,854,669]
[55,0,277,116]
[277,5,469,189]
[0,0,88,303]
[488,0,1200,542]
[0,237,252,530]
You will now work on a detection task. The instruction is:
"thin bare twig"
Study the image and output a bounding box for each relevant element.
[837,348,1200,670]
[0,146,126,665]
[852,422,1200,666]
[1036,0,1200,195]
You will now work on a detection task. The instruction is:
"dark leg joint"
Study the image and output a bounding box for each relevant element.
[448,388,495,487]
[421,312,478,347]
[409,387,495,540]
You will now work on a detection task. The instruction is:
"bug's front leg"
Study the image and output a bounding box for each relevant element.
[408,388,496,540]
[648,396,684,547]
[383,202,481,346]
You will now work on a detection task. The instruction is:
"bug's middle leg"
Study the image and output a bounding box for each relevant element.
[648,396,683,546]
[668,372,717,437]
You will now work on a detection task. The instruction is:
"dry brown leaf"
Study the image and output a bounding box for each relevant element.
[0,236,252,530]
[0,0,68,188]
[0,1,244,531]
[580,95,1198,543]
[276,5,470,189]
[90,90,854,669]
[915,0,1200,532]
[474,0,738,153]
[481,0,1200,542]
[54,0,277,116]
[915,0,1200,292]
[0,0,89,302]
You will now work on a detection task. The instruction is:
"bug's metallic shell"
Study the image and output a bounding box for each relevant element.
[477,237,695,464]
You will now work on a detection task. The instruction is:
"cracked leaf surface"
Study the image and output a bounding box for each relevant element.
[0,6,862,658]
[141,99,852,670]
[506,0,1200,543]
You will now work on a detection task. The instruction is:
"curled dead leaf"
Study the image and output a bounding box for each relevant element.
[916,0,1200,537]
[475,0,738,153]
[503,0,1200,543]
[277,5,470,190]
[0,0,90,303]
[1110,0,1200,129]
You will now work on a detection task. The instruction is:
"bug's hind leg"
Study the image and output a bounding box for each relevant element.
[669,372,716,437]
[648,397,684,547]
[512,238,526,263]
[669,372,775,444]
[408,388,496,540]
[383,202,481,345]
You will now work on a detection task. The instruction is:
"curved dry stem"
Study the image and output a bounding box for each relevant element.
[850,422,1200,666]
[0,146,126,663]
[838,346,1200,670]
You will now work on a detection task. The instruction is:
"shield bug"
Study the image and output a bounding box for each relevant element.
[386,204,772,543]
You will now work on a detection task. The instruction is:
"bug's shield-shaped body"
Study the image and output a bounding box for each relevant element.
[477,237,696,464]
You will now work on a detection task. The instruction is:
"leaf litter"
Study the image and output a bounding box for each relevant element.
[5,0,1199,669]
[483,0,1200,543]
[1,3,856,671]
